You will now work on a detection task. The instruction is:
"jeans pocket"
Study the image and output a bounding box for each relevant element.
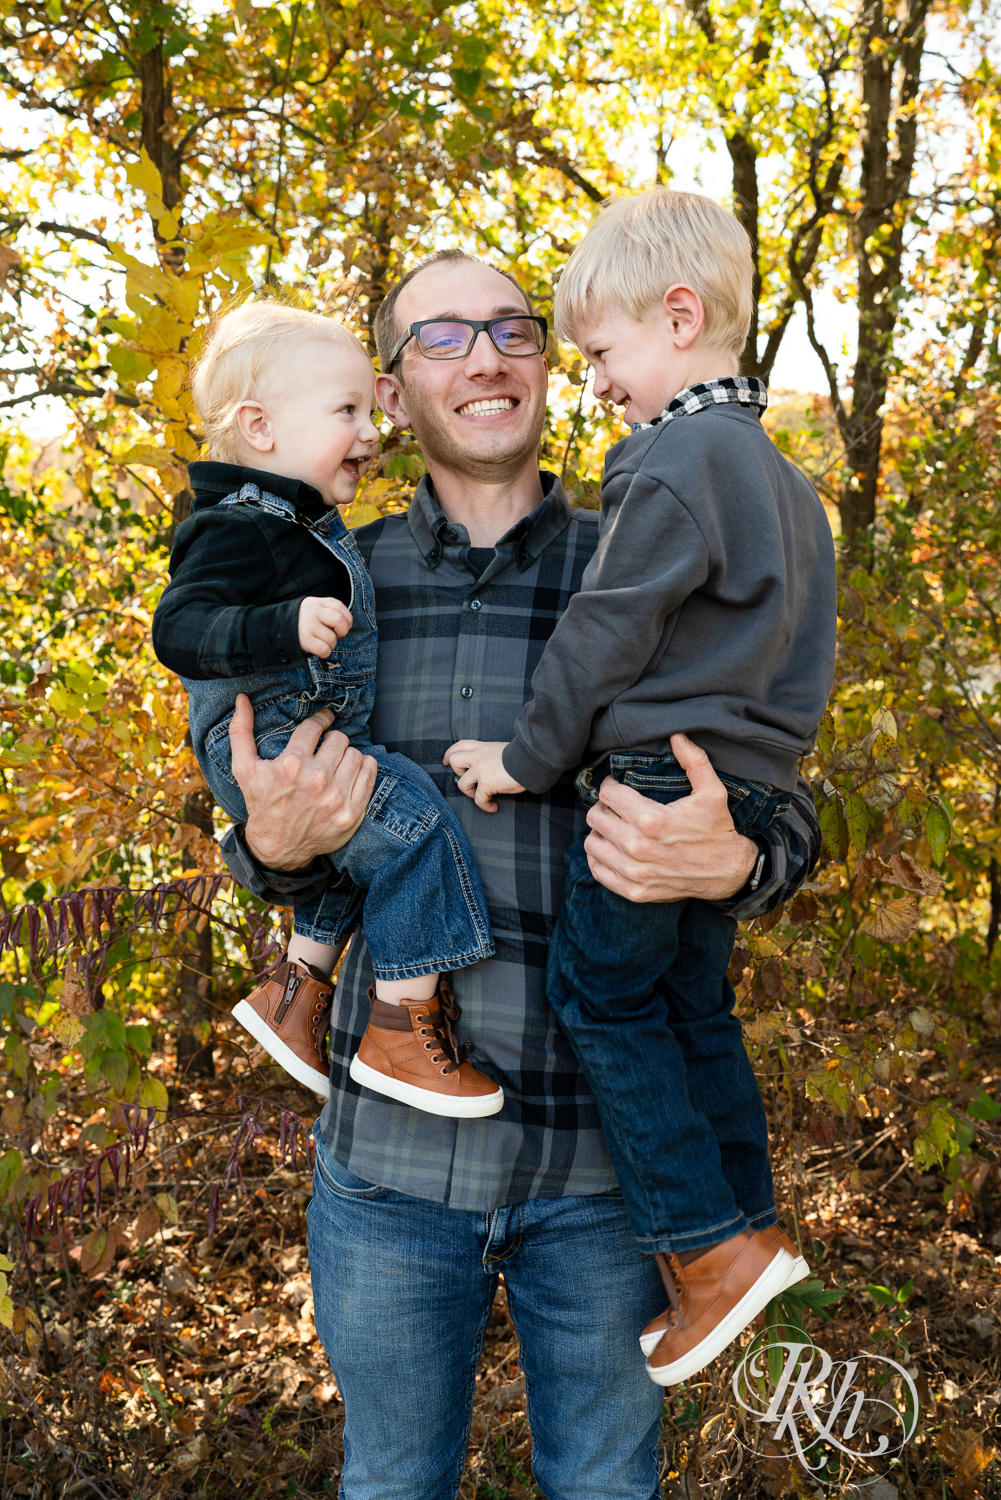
[723,779,791,836]
[313,1140,387,1200]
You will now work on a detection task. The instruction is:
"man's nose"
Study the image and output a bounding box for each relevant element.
[591,369,610,399]
[462,326,505,375]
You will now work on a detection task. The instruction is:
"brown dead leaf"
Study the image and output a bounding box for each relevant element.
[934,1425,997,1500]
[861,894,920,942]
[79,1226,115,1276]
[134,1205,161,1244]
[0,243,23,285]
[859,850,944,896]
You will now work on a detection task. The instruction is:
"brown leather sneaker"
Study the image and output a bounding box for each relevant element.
[348,979,504,1118]
[641,1225,809,1386]
[232,957,333,1098]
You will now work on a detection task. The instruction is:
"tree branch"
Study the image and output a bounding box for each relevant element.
[0,381,140,412]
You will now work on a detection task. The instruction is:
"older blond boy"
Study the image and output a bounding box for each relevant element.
[154,299,502,1118]
[446,190,836,1384]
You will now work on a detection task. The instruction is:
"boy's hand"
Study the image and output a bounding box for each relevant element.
[444,740,525,813]
[298,596,353,657]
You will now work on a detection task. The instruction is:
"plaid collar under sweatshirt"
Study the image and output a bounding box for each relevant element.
[634,375,769,431]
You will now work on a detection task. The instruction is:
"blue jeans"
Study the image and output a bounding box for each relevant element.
[547,752,791,1255]
[307,1133,665,1499]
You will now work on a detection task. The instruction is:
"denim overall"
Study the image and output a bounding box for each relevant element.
[546,750,791,1254]
[183,485,494,981]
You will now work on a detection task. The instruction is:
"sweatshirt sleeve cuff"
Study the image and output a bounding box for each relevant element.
[501,739,559,795]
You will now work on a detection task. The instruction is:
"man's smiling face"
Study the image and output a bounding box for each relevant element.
[377,259,548,484]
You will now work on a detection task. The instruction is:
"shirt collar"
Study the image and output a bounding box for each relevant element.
[407,470,572,571]
[189,461,331,523]
[633,375,768,432]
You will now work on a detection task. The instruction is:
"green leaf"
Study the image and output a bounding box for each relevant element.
[925,803,951,865]
[100,1047,130,1094]
[90,1009,127,1051]
[819,796,848,860]
[968,1088,1001,1122]
[0,1149,25,1200]
[844,791,870,852]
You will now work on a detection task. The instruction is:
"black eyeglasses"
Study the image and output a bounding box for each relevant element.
[387,315,548,368]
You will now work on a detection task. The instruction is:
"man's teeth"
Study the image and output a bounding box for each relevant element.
[458,398,515,415]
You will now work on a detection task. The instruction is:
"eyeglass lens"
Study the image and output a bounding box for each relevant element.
[416,317,544,359]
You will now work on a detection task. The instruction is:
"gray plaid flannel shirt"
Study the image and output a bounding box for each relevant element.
[222,471,820,1211]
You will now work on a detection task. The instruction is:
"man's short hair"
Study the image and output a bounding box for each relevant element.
[192,298,364,462]
[373,250,534,373]
[554,189,753,359]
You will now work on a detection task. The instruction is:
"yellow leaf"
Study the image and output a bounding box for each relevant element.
[139,1076,169,1122]
[344,499,384,529]
[125,147,164,206]
[155,1191,179,1224]
[51,1011,86,1046]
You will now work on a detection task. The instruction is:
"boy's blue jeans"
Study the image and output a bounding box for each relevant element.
[196,701,494,982]
[183,484,493,982]
[307,1132,665,1500]
[547,751,791,1255]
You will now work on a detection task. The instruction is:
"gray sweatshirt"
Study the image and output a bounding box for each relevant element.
[502,399,837,795]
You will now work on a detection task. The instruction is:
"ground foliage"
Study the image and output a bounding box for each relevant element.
[1,0,1000,1495]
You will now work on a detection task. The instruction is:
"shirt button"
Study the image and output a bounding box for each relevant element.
[442,526,458,542]
[469,598,482,611]
[460,685,474,699]
[278,651,290,663]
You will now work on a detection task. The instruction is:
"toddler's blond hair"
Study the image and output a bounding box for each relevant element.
[554,189,753,358]
[192,299,367,462]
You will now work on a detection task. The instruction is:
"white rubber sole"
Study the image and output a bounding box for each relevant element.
[232,1000,331,1099]
[641,1249,810,1380]
[349,1053,504,1118]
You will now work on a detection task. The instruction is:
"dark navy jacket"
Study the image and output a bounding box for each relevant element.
[152,462,351,680]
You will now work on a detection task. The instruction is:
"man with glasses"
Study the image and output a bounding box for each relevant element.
[221,250,820,1499]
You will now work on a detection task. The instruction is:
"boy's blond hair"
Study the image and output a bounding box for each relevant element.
[554,189,753,358]
[192,299,366,462]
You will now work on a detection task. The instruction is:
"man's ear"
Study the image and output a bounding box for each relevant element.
[235,400,274,453]
[375,372,410,431]
[662,284,705,348]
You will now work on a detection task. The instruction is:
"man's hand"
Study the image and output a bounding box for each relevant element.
[298,596,353,657]
[444,739,526,813]
[229,693,377,869]
[584,734,758,903]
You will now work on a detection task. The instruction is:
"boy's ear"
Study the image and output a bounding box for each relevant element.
[375,372,410,431]
[662,284,705,348]
[235,400,274,453]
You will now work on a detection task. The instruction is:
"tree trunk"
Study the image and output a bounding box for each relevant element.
[837,0,930,553]
[139,29,215,1076]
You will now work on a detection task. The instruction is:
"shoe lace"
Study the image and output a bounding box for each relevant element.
[420,976,469,1074]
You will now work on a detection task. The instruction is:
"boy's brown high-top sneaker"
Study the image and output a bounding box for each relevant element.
[349,978,504,1118]
[640,1225,809,1386]
[232,957,333,1097]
